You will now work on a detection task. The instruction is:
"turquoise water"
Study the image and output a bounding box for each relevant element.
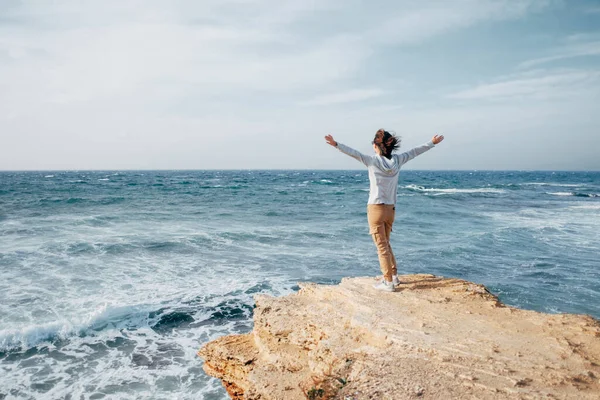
[1,170,599,399]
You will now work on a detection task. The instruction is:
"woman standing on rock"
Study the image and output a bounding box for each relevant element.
[325,129,444,292]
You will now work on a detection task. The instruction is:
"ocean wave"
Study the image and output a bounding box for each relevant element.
[198,184,247,189]
[523,182,583,187]
[569,204,600,210]
[547,192,599,198]
[37,196,126,206]
[403,185,505,195]
[0,303,152,352]
[37,197,86,205]
[294,180,335,186]
[59,238,203,256]
[0,299,253,353]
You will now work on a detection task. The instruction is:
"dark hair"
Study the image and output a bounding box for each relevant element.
[372,128,401,159]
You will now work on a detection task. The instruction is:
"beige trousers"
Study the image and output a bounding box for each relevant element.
[367,204,397,281]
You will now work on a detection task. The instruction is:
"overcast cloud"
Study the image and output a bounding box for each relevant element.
[1,0,599,170]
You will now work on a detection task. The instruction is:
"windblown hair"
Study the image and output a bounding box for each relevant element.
[373,128,401,159]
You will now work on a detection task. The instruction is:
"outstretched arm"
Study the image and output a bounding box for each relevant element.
[324,134,374,167]
[397,134,444,165]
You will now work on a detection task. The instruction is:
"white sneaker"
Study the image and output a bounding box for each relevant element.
[373,280,395,292]
[392,276,400,286]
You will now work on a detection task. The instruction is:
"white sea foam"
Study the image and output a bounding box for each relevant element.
[483,205,600,236]
[547,192,573,196]
[523,182,582,187]
[547,192,599,197]
[569,204,600,210]
[0,303,152,352]
[0,321,73,351]
[404,184,505,194]
[44,175,54,178]
[0,313,233,399]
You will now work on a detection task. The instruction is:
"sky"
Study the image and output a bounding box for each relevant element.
[0,0,599,171]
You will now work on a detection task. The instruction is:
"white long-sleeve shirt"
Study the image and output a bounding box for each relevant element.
[336,141,435,204]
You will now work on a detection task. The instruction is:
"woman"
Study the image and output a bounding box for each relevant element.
[325,129,444,292]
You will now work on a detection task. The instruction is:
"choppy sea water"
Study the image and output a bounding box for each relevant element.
[0,170,599,399]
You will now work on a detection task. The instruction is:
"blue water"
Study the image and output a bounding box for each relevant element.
[1,170,599,399]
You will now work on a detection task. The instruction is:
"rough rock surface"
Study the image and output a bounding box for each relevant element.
[198,275,600,399]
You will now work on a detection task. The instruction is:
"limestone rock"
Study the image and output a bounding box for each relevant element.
[198,275,600,399]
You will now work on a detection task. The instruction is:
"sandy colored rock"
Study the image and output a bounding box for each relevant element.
[198,275,600,399]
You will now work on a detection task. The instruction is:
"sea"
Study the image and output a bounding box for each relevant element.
[0,170,599,399]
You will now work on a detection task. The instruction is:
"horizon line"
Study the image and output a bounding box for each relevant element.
[1,169,599,173]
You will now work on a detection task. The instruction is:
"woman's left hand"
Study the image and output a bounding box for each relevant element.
[432,134,445,145]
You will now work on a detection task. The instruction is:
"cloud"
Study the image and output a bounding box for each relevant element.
[0,1,375,117]
[519,38,600,69]
[584,6,600,14]
[446,70,600,101]
[370,0,551,46]
[299,88,385,106]
[1,0,536,122]
[4,0,588,170]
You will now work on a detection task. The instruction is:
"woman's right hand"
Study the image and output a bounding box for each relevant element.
[432,134,445,145]
[324,134,338,147]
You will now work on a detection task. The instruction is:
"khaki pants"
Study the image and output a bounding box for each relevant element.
[367,204,397,281]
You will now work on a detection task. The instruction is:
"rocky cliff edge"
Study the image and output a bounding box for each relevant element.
[198,275,600,399]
